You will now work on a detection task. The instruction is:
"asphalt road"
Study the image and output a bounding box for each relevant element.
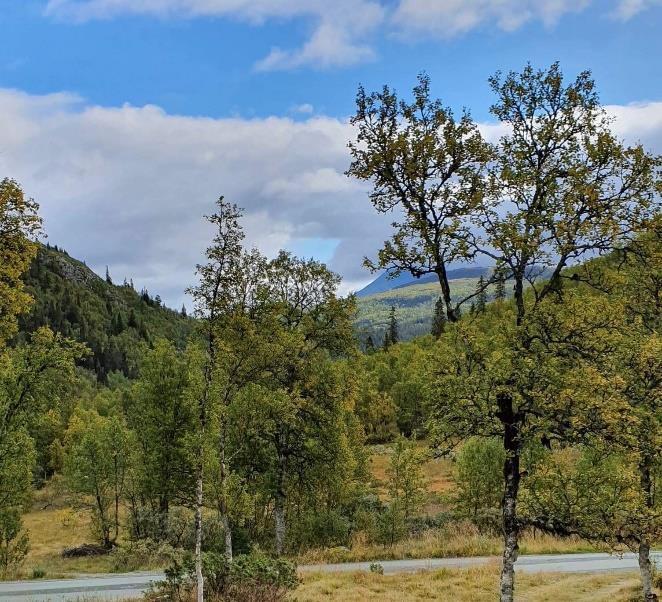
[0,552,659,601]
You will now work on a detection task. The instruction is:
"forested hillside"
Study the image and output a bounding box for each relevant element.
[17,244,193,381]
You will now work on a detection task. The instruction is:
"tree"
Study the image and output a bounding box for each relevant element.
[0,178,42,348]
[387,306,399,346]
[348,74,492,323]
[105,266,112,285]
[233,251,356,555]
[494,272,506,303]
[475,276,488,313]
[64,411,133,547]
[187,196,246,595]
[126,339,197,540]
[454,437,505,530]
[428,64,659,602]
[431,297,446,338]
[382,436,428,544]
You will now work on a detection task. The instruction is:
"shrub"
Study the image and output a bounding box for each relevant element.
[110,538,182,572]
[0,510,30,578]
[150,551,298,602]
[453,437,505,532]
[369,562,384,575]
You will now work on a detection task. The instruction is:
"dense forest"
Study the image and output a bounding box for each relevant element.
[17,244,192,381]
[0,63,660,602]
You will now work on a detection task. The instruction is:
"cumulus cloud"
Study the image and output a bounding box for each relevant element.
[0,88,391,305]
[613,0,662,19]
[45,0,385,71]
[44,1,662,69]
[392,0,593,38]
[1,88,660,306]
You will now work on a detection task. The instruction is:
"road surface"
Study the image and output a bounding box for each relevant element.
[0,552,659,600]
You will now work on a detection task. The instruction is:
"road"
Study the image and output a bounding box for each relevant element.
[0,552,659,601]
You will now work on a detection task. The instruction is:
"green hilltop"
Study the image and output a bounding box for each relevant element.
[18,244,193,382]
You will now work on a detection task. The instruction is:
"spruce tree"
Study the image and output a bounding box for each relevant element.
[475,276,488,313]
[495,273,506,302]
[382,331,391,351]
[105,266,112,285]
[388,305,399,345]
[431,297,447,338]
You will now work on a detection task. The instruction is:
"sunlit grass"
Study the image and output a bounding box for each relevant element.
[294,567,642,601]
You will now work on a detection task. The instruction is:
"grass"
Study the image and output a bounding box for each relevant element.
[294,566,643,601]
[22,506,117,576]
[297,524,602,564]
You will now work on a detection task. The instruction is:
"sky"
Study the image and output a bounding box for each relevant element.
[1,0,661,308]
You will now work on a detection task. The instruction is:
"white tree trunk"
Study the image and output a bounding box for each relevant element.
[195,470,204,602]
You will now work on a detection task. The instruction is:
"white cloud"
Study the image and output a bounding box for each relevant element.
[392,0,593,38]
[1,88,660,305]
[255,23,376,71]
[0,88,390,306]
[612,0,662,19]
[44,1,662,69]
[291,103,314,115]
[45,0,385,71]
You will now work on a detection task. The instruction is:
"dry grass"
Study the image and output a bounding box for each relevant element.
[21,506,117,577]
[298,524,601,564]
[294,566,643,601]
[368,443,455,497]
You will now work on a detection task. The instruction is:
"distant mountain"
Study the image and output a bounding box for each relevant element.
[356,266,491,298]
[355,277,487,344]
[18,244,193,382]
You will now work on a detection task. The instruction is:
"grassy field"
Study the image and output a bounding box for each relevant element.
[295,567,643,602]
[17,443,604,578]
[63,569,646,602]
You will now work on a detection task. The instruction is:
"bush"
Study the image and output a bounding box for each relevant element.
[0,510,30,578]
[110,538,182,572]
[150,551,298,602]
[453,437,505,533]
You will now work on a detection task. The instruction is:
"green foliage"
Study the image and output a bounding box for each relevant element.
[348,73,492,323]
[125,339,197,541]
[153,551,298,602]
[64,410,134,547]
[19,245,192,381]
[0,178,42,349]
[453,438,505,531]
[0,509,30,578]
[380,437,428,544]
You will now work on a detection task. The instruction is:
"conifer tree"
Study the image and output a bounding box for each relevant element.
[431,297,446,338]
[105,266,112,285]
[494,273,506,302]
[475,276,488,313]
[388,306,399,346]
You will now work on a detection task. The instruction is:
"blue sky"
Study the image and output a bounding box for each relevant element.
[1,0,661,307]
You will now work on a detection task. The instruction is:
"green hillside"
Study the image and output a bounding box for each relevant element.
[355,277,484,343]
[18,244,193,381]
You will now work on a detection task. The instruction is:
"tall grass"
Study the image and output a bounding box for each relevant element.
[297,522,602,564]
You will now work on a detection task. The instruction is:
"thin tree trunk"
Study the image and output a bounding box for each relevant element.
[195,463,204,602]
[498,392,521,602]
[158,496,169,541]
[638,541,658,602]
[219,422,233,560]
[274,446,287,556]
